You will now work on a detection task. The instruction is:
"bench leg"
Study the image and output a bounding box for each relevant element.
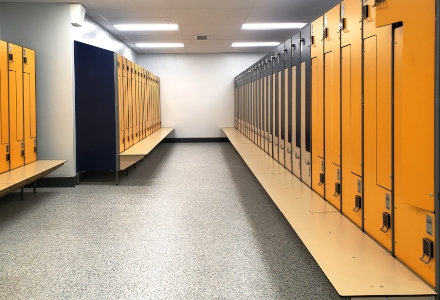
[33,181,37,194]
[20,187,24,201]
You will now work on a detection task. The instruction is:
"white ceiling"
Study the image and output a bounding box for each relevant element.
[1,0,341,54]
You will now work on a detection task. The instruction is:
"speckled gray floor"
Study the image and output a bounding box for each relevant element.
[0,142,341,299]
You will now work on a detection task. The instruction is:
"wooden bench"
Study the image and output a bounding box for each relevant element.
[117,127,174,183]
[0,160,66,199]
[222,127,435,299]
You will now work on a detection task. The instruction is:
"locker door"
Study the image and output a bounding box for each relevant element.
[323,4,341,210]
[300,25,312,187]
[278,68,284,165]
[0,41,9,173]
[340,0,363,228]
[23,48,37,164]
[277,45,286,167]
[126,61,133,147]
[291,34,301,178]
[311,18,325,198]
[284,41,292,173]
[264,59,271,154]
[257,66,263,149]
[363,2,393,252]
[272,55,279,161]
[268,60,274,157]
[8,43,24,170]
[262,71,268,153]
[133,65,140,144]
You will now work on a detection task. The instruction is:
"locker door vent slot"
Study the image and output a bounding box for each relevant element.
[318,173,325,186]
[362,5,369,21]
[353,195,362,212]
[419,238,434,264]
[380,212,391,233]
[333,182,341,197]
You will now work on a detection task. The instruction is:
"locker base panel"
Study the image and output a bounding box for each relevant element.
[222,127,436,298]
[0,160,66,199]
[119,127,174,171]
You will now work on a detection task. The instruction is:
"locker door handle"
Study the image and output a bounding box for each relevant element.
[295,152,300,159]
[287,148,291,154]
[280,144,284,150]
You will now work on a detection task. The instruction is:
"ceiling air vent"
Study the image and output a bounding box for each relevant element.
[196,35,208,41]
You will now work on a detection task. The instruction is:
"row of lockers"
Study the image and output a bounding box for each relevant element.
[234,0,437,288]
[116,54,161,153]
[0,40,37,174]
[75,41,162,173]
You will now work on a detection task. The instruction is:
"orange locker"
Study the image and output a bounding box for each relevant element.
[363,1,393,251]
[340,0,363,228]
[323,4,341,210]
[23,48,37,165]
[0,41,9,173]
[310,17,325,198]
[8,43,24,170]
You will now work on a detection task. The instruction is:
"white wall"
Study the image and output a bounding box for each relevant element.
[0,3,75,177]
[138,53,264,138]
[72,16,136,62]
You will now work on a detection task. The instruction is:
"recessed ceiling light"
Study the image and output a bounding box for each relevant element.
[242,23,306,30]
[136,43,184,48]
[115,24,179,31]
[231,42,280,48]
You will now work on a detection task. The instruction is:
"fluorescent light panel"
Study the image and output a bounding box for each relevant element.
[136,43,184,48]
[232,42,280,48]
[242,23,306,30]
[115,24,179,31]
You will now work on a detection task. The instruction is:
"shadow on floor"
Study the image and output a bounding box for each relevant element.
[220,142,342,299]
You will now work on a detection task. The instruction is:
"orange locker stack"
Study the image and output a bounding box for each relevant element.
[23,48,37,165]
[8,43,25,170]
[340,0,363,228]
[323,4,342,210]
[310,17,325,198]
[0,41,9,173]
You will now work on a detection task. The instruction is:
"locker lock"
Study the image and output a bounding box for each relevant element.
[318,173,325,186]
[380,212,391,233]
[333,182,341,197]
[353,195,362,212]
[420,238,434,264]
